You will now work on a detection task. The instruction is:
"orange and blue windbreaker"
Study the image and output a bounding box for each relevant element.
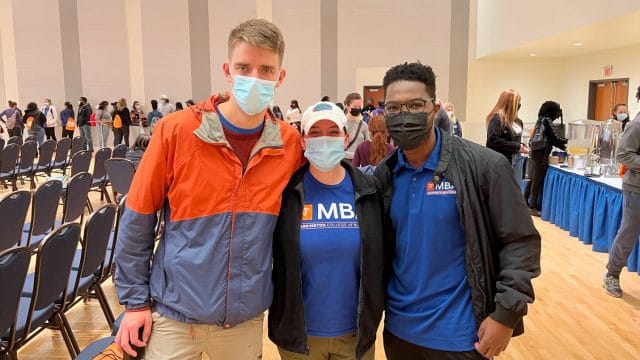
[114,93,303,327]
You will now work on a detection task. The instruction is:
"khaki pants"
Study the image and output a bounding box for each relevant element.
[145,311,263,360]
[278,332,374,360]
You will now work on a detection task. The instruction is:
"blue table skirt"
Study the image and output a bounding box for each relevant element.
[541,166,640,273]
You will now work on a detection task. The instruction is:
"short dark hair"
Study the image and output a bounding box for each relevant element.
[79,96,87,103]
[383,62,436,98]
[151,99,158,110]
[636,85,640,102]
[64,101,73,110]
[538,101,561,119]
[321,95,330,102]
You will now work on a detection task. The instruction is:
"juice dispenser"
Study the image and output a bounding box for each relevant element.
[567,120,594,170]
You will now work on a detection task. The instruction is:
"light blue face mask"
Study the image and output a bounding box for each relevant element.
[232,74,276,115]
[616,113,628,121]
[304,136,345,172]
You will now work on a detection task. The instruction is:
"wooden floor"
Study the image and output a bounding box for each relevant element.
[10,187,640,359]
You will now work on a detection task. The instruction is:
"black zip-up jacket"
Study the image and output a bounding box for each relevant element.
[375,131,541,336]
[268,161,384,360]
[77,103,92,126]
[486,114,524,164]
[23,108,46,132]
[532,116,567,155]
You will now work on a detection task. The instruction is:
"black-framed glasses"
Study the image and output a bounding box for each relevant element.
[383,98,434,115]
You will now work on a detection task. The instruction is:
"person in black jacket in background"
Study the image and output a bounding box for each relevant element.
[486,89,529,185]
[527,101,567,216]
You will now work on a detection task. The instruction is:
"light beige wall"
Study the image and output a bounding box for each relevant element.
[272,0,321,110]
[465,57,564,144]
[12,0,66,106]
[337,0,452,103]
[560,43,640,122]
[476,0,640,58]
[78,0,131,105]
[140,0,191,105]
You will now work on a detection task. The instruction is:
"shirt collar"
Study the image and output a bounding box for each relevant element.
[394,127,442,173]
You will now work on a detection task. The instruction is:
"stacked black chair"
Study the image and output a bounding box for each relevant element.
[0,190,31,251]
[87,148,113,213]
[29,139,56,189]
[51,137,71,174]
[69,150,91,177]
[0,247,31,360]
[104,158,135,202]
[11,141,37,191]
[0,144,20,190]
[23,180,62,250]
[70,136,86,158]
[7,136,22,146]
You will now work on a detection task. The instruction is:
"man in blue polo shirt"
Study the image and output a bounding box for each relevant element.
[376,62,541,359]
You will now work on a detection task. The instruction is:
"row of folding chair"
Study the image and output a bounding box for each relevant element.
[1,199,126,359]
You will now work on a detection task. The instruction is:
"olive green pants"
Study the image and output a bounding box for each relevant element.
[278,332,374,360]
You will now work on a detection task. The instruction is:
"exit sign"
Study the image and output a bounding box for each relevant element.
[604,65,613,77]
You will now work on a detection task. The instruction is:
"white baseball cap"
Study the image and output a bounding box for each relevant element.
[160,94,168,100]
[301,101,348,134]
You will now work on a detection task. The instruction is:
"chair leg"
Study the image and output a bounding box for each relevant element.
[54,312,80,357]
[102,183,112,204]
[86,198,94,213]
[11,179,17,191]
[94,284,116,327]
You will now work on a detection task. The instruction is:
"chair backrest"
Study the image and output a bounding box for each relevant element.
[24,135,38,143]
[7,136,22,146]
[0,247,31,344]
[28,180,63,239]
[70,136,86,157]
[0,190,31,251]
[24,223,80,338]
[71,150,91,176]
[103,195,127,278]
[37,139,56,168]
[0,143,20,174]
[76,205,116,287]
[112,144,128,158]
[53,137,71,164]
[0,138,5,149]
[104,158,135,195]
[18,140,37,171]
[92,147,112,181]
[63,172,92,223]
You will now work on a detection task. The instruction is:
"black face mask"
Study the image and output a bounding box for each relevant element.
[385,111,433,150]
[349,108,361,116]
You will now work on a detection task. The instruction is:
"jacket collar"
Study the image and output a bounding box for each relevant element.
[193,93,284,152]
[289,160,376,200]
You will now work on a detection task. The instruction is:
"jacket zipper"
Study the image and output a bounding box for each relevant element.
[295,184,311,355]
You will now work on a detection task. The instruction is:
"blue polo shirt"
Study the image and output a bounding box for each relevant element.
[385,128,477,351]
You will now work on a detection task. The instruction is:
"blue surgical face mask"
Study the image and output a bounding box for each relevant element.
[616,113,628,121]
[304,136,345,172]
[232,74,276,115]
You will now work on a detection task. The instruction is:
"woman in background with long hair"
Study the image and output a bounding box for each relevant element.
[352,115,395,168]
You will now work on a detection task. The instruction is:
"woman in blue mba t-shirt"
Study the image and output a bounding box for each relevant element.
[268,101,385,360]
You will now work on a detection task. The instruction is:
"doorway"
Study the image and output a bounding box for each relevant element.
[363,86,385,109]
[588,79,629,121]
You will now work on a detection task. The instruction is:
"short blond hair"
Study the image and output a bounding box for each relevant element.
[228,19,285,65]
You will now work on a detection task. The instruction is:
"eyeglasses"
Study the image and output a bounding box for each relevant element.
[383,98,434,115]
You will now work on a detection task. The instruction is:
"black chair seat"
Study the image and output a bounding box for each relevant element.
[21,271,93,301]
[4,297,55,340]
[74,336,116,360]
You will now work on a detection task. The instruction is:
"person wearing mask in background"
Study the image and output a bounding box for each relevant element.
[527,101,567,217]
[362,98,376,123]
[612,104,630,131]
[113,98,132,146]
[175,102,184,111]
[444,102,463,137]
[344,93,370,163]
[114,18,303,359]
[158,95,174,116]
[77,97,93,151]
[24,102,46,145]
[604,86,640,298]
[147,99,163,134]
[372,100,385,117]
[375,62,540,360]
[94,101,112,148]
[0,101,23,138]
[486,89,528,188]
[272,105,284,120]
[433,99,452,135]
[125,134,151,169]
[286,99,302,128]
[130,101,146,137]
[269,101,384,360]
[42,99,57,141]
[60,102,75,138]
[352,115,395,168]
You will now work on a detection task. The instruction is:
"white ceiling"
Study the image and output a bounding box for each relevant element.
[485,10,640,59]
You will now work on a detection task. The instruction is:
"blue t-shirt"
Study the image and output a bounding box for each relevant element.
[300,170,361,337]
[386,128,477,351]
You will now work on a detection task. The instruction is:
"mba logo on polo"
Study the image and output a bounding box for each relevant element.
[426,180,456,196]
[301,202,358,229]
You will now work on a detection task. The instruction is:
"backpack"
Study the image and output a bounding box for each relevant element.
[6,111,17,129]
[65,117,76,131]
[529,118,548,151]
[25,116,35,130]
[149,112,161,133]
[113,114,123,129]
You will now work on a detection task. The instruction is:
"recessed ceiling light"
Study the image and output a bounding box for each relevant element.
[529,53,537,57]
[573,42,583,47]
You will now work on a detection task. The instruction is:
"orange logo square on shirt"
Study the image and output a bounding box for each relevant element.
[302,204,313,221]
[426,182,435,192]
